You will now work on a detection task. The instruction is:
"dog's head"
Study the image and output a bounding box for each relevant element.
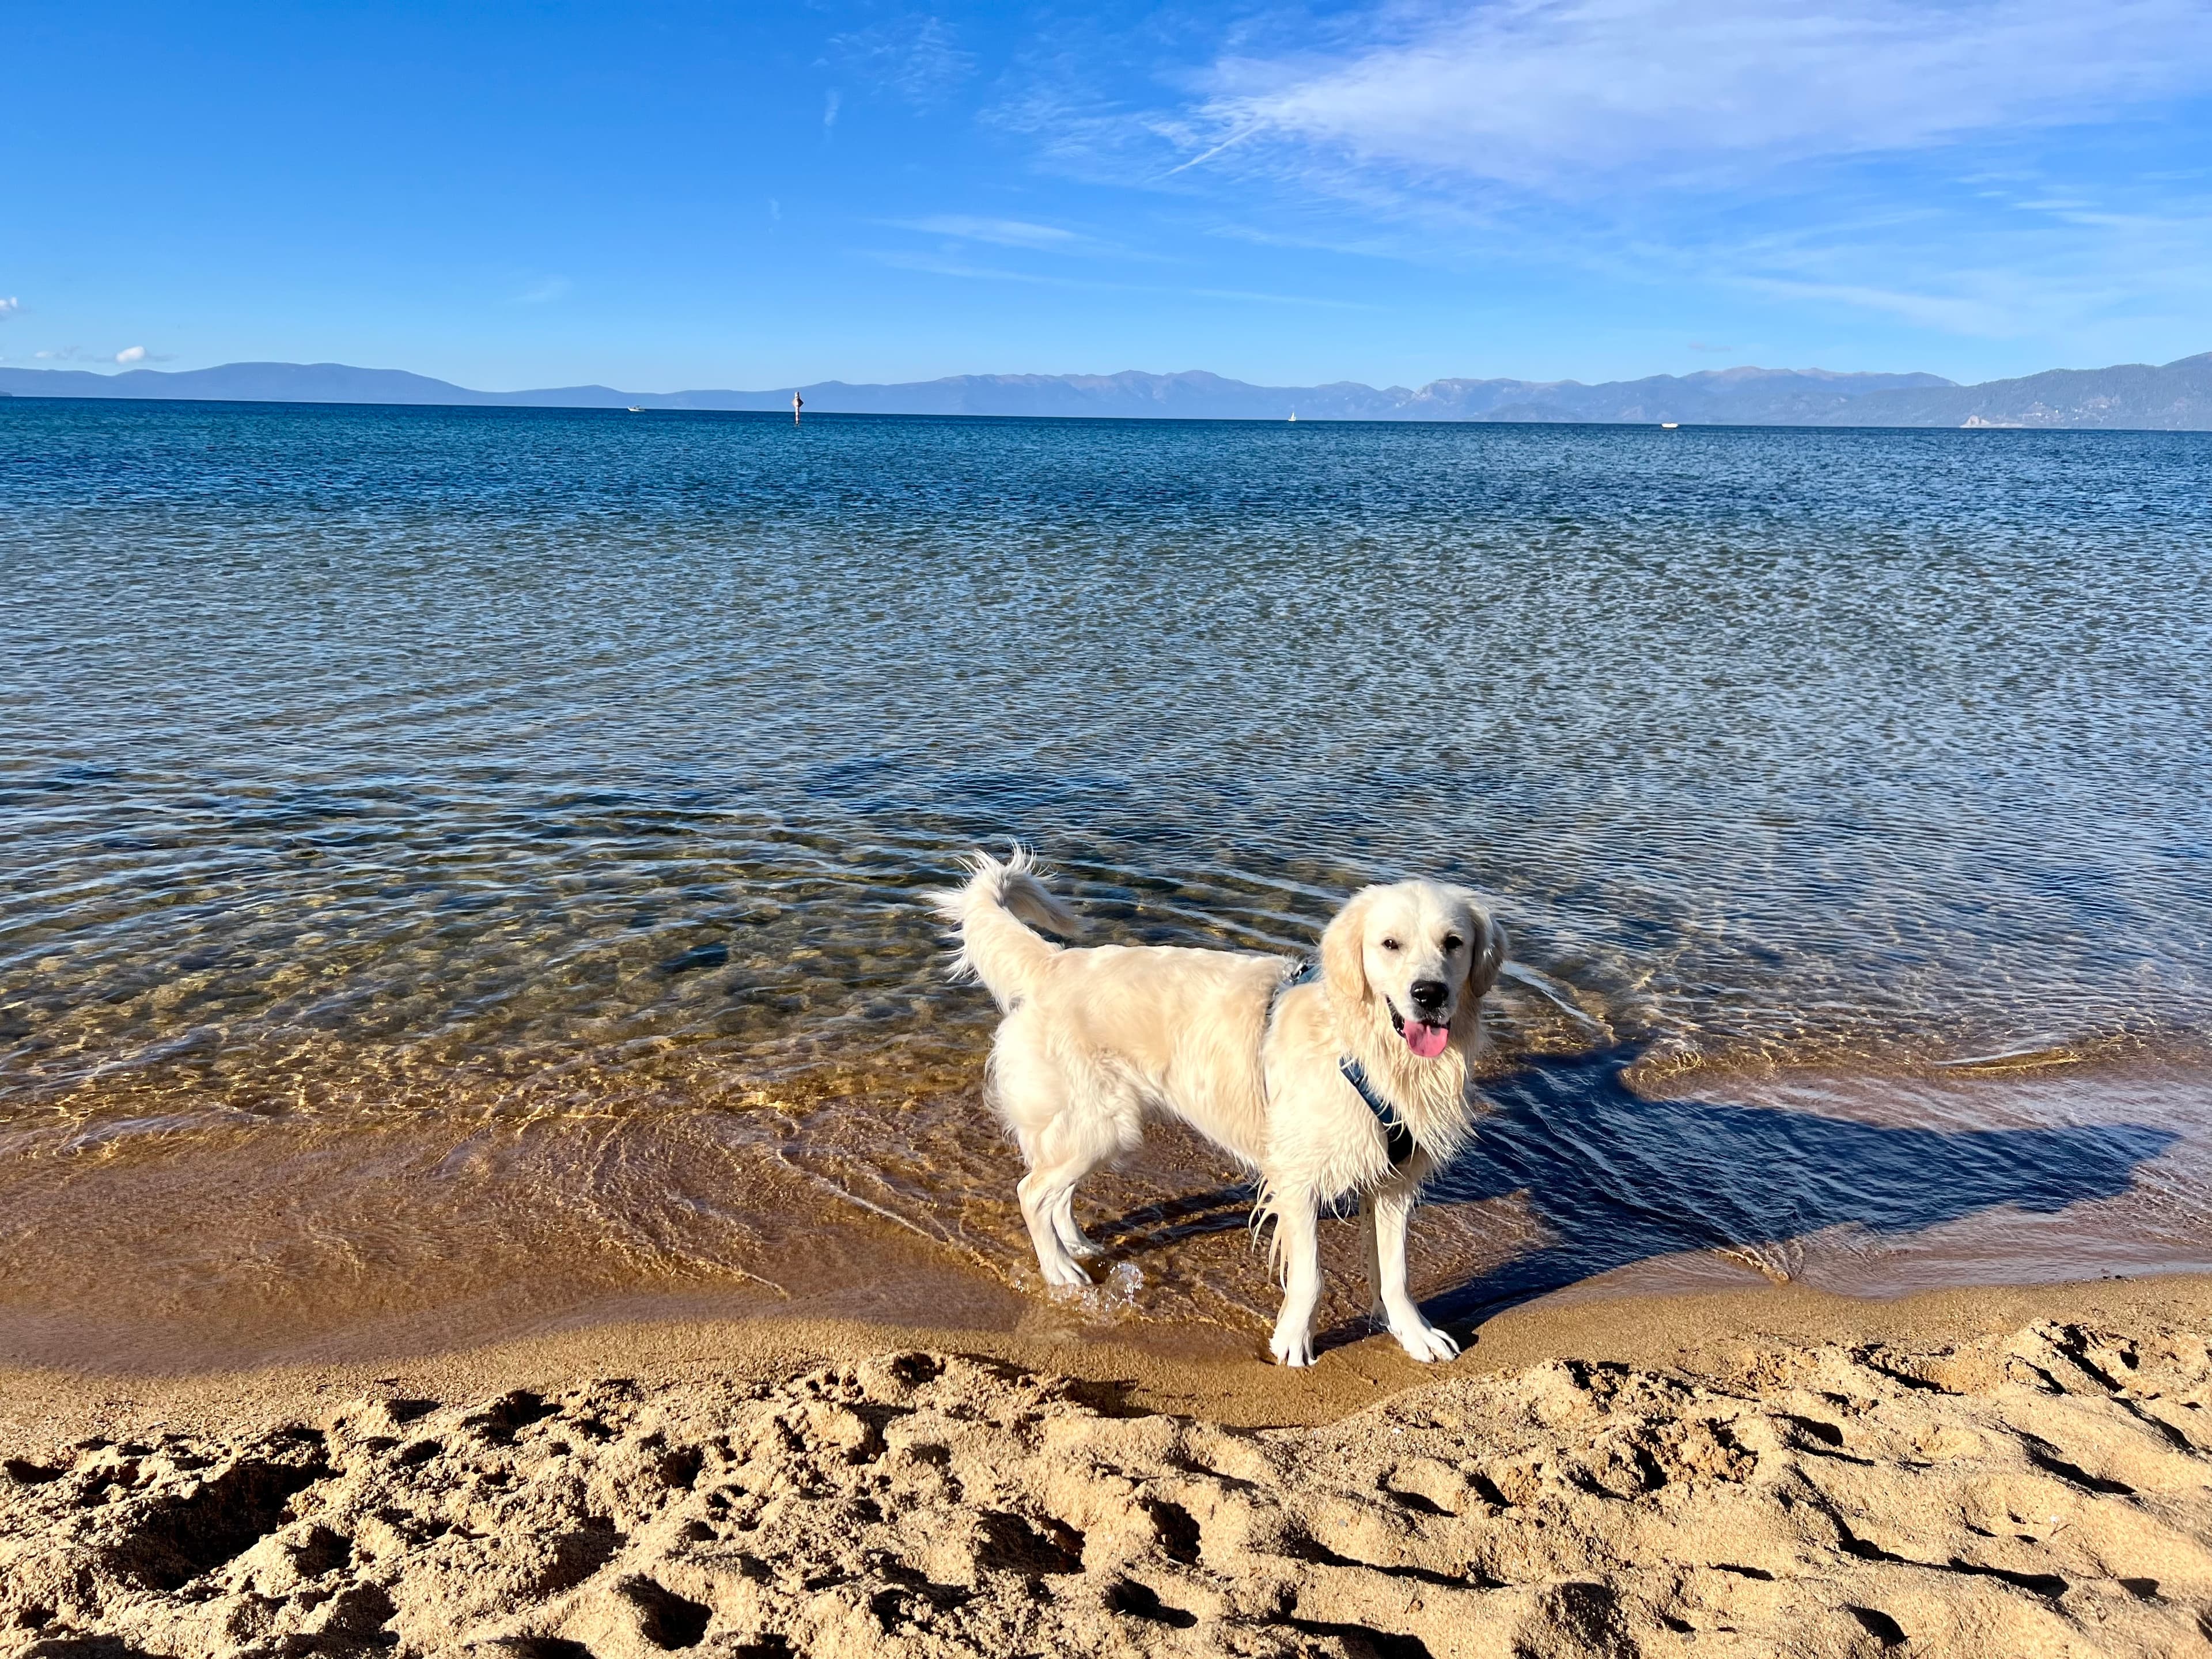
[1320,880,1506,1059]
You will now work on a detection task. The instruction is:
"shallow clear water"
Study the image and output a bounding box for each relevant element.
[3,399,2209,1366]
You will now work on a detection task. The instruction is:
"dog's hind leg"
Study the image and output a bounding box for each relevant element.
[1050,1186,1104,1259]
[1007,1078,1129,1289]
[1018,1119,1120,1287]
[1019,1173,1093,1286]
[991,1021,1093,1287]
[1046,1078,1145,1263]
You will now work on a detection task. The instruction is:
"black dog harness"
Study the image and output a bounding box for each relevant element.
[1271,960,1417,1169]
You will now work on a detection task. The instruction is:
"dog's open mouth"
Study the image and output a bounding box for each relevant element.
[1388,1004,1451,1059]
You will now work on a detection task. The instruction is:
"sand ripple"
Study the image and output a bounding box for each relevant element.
[6,1316,2209,1657]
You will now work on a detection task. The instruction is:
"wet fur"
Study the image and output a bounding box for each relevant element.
[931,847,1506,1366]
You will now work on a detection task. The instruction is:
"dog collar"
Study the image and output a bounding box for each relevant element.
[1271,958,1416,1169]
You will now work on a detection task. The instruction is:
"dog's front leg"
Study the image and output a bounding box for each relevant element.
[1268,1199,1323,1367]
[1363,1181,1460,1363]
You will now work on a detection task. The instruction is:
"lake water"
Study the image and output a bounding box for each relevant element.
[3,398,2209,1368]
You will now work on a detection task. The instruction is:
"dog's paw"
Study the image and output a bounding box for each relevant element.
[1039,1257,1094,1289]
[1270,1330,1315,1368]
[1063,1234,1106,1260]
[1393,1323,1461,1363]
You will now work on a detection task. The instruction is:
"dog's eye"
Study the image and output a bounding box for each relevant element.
[1380,937,1400,952]
[1443,934,1464,953]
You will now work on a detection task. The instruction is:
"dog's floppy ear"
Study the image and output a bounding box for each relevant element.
[1320,888,1374,1009]
[1453,890,1509,1001]
[1473,912,1509,1000]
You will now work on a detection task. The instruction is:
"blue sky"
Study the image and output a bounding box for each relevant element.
[5,0,2210,389]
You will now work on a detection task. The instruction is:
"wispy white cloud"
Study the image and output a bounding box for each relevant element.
[824,90,842,129]
[864,247,1373,309]
[828,12,975,111]
[0,297,19,320]
[1185,0,2212,193]
[967,0,2212,351]
[866,248,1111,287]
[1703,166,2212,339]
[30,343,175,365]
[1187,286,1381,311]
[895,214,1085,251]
[1736,278,2004,334]
[513,275,571,305]
[883,212,1184,268]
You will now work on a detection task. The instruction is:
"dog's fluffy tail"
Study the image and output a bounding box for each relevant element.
[929,846,1082,1010]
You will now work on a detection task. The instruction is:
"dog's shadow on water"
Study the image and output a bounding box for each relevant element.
[1089,1048,2177,1356]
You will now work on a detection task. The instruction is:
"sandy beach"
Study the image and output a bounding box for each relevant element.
[6,1274,2208,1657]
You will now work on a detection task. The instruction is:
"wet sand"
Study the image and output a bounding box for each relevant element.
[9,1055,2209,1384]
[8,1269,2206,1440]
[6,1275,2209,1656]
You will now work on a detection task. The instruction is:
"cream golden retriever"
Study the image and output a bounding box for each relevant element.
[934,849,1506,1367]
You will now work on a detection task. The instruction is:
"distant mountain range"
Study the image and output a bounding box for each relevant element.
[5,353,2210,429]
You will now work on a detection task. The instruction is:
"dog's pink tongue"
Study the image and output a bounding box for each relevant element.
[1405,1020,1449,1059]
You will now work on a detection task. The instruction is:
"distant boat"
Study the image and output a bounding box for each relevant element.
[1288,411,1298,422]
[1660,422,1679,429]
[627,406,644,414]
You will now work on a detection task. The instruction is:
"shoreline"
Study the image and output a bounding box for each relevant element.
[8,1269,2206,1440]
[5,1274,2208,1656]
[7,1045,2207,1390]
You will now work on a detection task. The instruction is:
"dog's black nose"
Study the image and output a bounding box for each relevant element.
[1409,979,1448,1014]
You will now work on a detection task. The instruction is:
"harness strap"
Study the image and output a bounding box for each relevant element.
[1270,958,1417,1169]
[1340,1057,1416,1168]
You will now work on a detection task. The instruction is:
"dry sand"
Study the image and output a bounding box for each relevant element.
[5,1277,2210,1658]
